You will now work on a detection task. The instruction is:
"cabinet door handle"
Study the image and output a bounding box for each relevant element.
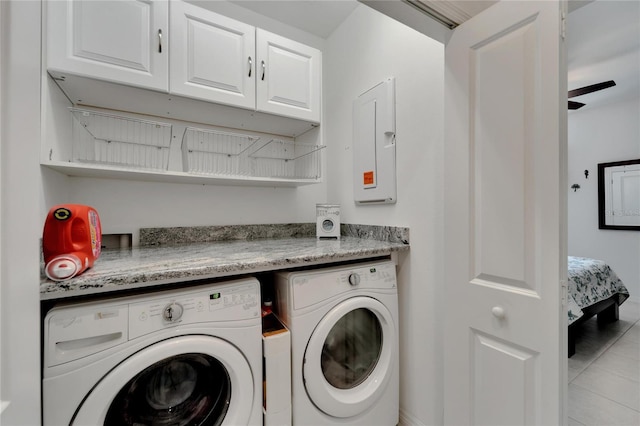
[261,60,265,81]
[158,29,163,53]
[248,56,252,77]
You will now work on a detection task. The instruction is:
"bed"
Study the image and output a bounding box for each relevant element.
[567,256,630,357]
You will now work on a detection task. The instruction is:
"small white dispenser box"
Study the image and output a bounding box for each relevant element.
[316,203,341,239]
[262,313,291,426]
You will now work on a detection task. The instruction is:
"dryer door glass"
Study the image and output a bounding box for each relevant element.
[104,353,230,426]
[321,308,382,389]
[303,296,396,418]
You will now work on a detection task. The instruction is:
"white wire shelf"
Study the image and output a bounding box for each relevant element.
[71,108,172,171]
[182,130,324,179]
[181,127,261,176]
[59,108,324,185]
[247,138,324,179]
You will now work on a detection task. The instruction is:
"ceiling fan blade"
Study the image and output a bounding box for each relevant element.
[568,80,616,98]
[568,101,586,110]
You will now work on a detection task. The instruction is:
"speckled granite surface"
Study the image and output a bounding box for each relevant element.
[140,224,316,245]
[341,224,409,244]
[41,231,409,301]
[140,223,409,245]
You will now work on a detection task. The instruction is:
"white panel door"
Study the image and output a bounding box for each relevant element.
[256,28,321,123]
[444,1,567,425]
[169,0,255,109]
[47,0,168,91]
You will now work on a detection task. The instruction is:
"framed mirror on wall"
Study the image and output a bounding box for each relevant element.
[598,159,640,230]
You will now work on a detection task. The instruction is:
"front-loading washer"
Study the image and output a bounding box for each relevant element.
[274,260,399,426]
[42,278,262,425]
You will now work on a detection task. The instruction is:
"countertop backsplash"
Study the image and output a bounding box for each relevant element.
[140,223,316,245]
[341,224,409,245]
[140,223,410,246]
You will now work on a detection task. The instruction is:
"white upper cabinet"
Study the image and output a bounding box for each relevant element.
[46,0,321,125]
[169,1,256,109]
[47,0,169,91]
[256,29,321,123]
[170,4,321,122]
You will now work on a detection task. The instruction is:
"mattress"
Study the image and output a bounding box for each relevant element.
[568,256,630,325]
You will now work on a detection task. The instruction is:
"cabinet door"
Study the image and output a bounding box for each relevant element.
[47,0,168,92]
[256,29,321,123]
[170,1,255,109]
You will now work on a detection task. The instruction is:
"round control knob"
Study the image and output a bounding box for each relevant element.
[348,273,361,286]
[163,302,184,322]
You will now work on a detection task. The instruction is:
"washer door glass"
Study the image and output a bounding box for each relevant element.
[303,296,396,418]
[104,353,230,426]
[321,308,382,389]
[72,335,255,426]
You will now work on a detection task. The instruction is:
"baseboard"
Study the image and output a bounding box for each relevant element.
[398,408,427,426]
[626,295,640,304]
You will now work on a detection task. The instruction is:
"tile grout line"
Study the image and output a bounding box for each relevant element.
[569,305,640,384]
[570,381,640,414]
[578,315,640,372]
[570,313,640,415]
[568,416,587,426]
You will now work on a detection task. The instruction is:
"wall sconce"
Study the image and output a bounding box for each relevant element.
[571,184,581,192]
[584,170,589,179]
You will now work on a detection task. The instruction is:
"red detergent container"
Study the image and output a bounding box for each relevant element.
[43,204,102,281]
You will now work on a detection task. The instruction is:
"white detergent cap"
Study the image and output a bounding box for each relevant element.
[45,255,82,281]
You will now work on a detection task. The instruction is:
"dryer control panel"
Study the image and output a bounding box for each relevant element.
[277,261,397,311]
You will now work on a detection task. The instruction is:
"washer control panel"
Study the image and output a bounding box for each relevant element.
[128,280,259,340]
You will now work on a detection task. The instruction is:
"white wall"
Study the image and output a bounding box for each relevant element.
[568,97,640,301]
[325,5,445,425]
[47,175,327,243]
[0,0,5,413]
[0,1,43,424]
[40,0,330,242]
[2,1,446,424]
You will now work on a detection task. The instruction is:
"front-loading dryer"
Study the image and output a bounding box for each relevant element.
[42,278,262,425]
[274,260,399,426]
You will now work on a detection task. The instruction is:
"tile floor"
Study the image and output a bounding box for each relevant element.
[568,300,640,426]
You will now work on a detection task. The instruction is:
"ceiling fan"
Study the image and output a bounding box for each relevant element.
[568,80,616,110]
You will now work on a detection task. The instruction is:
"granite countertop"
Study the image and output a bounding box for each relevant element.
[40,224,409,301]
